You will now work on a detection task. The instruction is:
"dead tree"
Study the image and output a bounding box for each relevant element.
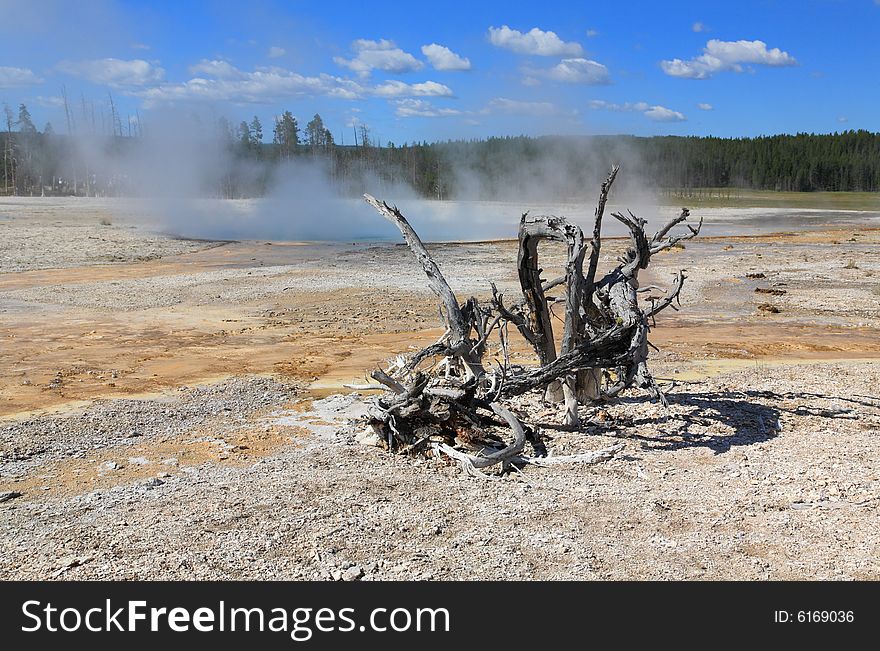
[360,167,701,474]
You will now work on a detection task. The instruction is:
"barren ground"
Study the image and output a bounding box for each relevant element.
[1,197,879,580]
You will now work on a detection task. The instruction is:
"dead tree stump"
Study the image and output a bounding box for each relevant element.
[359,166,701,473]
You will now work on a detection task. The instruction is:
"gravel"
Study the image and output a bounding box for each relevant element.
[1,364,879,580]
[2,197,879,581]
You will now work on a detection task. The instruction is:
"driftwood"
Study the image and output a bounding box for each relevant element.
[360,167,701,473]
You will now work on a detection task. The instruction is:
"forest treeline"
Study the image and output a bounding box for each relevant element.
[2,101,879,199]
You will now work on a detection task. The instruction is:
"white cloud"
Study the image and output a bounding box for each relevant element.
[267,46,286,58]
[334,39,423,77]
[0,66,43,88]
[692,22,707,33]
[661,39,797,79]
[590,100,648,112]
[57,58,165,87]
[838,116,849,123]
[485,97,573,116]
[644,106,687,122]
[697,102,713,110]
[590,99,686,122]
[487,25,583,56]
[372,80,454,97]
[136,67,363,105]
[188,59,244,80]
[586,29,600,38]
[131,42,151,51]
[524,58,610,85]
[395,99,461,118]
[421,43,471,71]
[135,61,450,105]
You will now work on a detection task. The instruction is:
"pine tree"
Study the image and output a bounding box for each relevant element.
[273,110,299,159]
[249,116,263,143]
[306,114,325,149]
[17,104,36,133]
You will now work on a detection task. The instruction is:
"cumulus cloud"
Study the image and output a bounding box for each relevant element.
[590,99,686,122]
[134,61,450,105]
[484,97,573,116]
[188,59,244,80]
[644,105,687,122]
[487,25,583,56]
[420,43,471,71]
[57,58,165,87]
[692,22,707,33]
[586,29,600,38]
[136,71,358,105]
[333,39,423,77]
[395,98,461,118]
[523,58,610,85]
[661,39,797,79]
[0,66,43,88]
[372,80,454,97]
[267,46,286,58]
[697,102,713,110]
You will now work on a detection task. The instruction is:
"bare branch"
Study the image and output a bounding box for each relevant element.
[585,165,620,296]
[363,194,469,347]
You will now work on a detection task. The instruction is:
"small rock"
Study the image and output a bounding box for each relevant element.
[355,425,382,447]
[342,565,364,581]
[142,477,164,488]
[99,461,120,471]
[51,555,92,578]
[128,456,150,465]
[757,303,780,314]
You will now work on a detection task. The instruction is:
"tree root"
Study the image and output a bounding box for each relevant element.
[357,167,701,474]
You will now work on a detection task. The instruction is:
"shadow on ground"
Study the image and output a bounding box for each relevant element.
[539,388,875,455]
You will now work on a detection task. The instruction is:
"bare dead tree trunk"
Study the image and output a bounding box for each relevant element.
[358,167,701,473]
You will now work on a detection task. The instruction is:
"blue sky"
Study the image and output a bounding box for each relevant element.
[1,0,878,143]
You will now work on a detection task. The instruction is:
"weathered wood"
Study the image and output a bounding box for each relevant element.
[371,369,406,394]
[516,214,594,425]
[515,442,624,466]
[431,402,527,474]
[584,165,619,297]
[517,215,559,366]
[364,195,467,344]
[360,166,702,473]
[363,194,484,379]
